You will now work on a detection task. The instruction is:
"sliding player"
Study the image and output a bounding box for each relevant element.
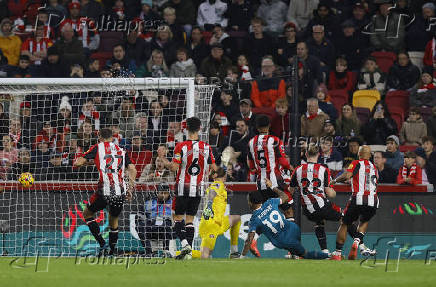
[161,117,216,260]
[330,145,378,260]
[247,115,294,256]
[74,128,137,256]
[240,183,329,260]
[199,167,241,259]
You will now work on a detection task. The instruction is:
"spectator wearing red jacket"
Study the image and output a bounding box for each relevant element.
[328,57,355,93]
[128,132,152,179]
[271,98,289,142]
[397,151,422,185]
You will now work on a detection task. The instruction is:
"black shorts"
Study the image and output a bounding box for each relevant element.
[174,196,201,216]
[342,197,377,225]
[303,202,342,224]
[87,192,124,217]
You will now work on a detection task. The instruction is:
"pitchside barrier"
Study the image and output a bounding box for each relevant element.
[0,182,435,259]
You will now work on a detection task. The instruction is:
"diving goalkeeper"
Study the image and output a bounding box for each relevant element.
[199,167,241,259]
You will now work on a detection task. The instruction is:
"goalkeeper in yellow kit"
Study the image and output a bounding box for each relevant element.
[199,167,241,259]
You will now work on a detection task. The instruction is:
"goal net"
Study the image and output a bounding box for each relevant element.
[0,78,215,257]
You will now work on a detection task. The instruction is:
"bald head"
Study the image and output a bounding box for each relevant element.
[358,145,371,160]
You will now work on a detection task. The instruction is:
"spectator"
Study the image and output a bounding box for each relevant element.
[227,0,254,32]
[7,55,31,77]
[209,120,225,161]
[79,0,104,20]
[305,2,340,41]
[197,0,228,30]
[244,17,276,73]
[342,136,360,167]
[78,98,100,131]
[60,2,100,54]
[150,25,178,65]
[0,18,21,65]
[200,43,232,79]
[213,88,239,131]
[335,103,361,139]
[423,34,436,69]
[106,44,136,75]
[166,121,185,149]
[187,26,210,68]
[0,102,8,135]
[136,49,169,77]
[399,107,427,146]
[0,48,8,77]
[373,151,397,183]
[271,98,290,142]
[225,65,251,100]
[397,151,422,185]
[357,56,386,94]
[328,57,355,93]
[363,101,398,145]
[125,24,152,67]
[162,7,185,45]
[209,24,234,59]
[128,131,153,179]
[406,2,434,54]
[31,139,54,180]
[307,25,335,71]
[8,148,35,180]
[321,118,337,137]
[369,1,406,53]
[84,58,100,78]
[8,118,21,149]
[415,136,436,186]
[411,69,436,107]
[426,107,436,138]
[169,47,196,77]
[133,112,154,150]
[20,23,53,66]
[138,0,161,26]
[348,2,370,34]
[110,118,123,146]
[0,134,18,179]
[236,98,257,134]
[296,41,323,100]
[277,22,298,67]
[250,57,286,108]
[19,102,38,150]
[163,0,196,36]
[315,84,337,122]
[113,97,136,139]
[256,0,288,36]
[46,0,68,21]
[34,121,58,152]
[229,118,252,175]
[301,97,329,138]
[236,54,253,81]
[387,52,421,92]
[35,45,65,77]
[286,0,319,31]
[111,0,127,21]
[385,135,404,171]
[148,100,168,133]
[52,23,85,68]
[139,154,175,183]
[76,119,97,151]
[318,136,343,172]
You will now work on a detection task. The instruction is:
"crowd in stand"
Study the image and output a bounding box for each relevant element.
[0,0,436,188]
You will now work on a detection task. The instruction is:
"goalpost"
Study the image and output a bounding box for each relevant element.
[0,78,215,257]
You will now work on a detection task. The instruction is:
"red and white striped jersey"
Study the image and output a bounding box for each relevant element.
[59,18,99,48]
[290,163,331,213]
[21,38,53,65]
[248,134,290,190]
[346,160,379,207]
[83,141,132,196]
[172,140,215,197]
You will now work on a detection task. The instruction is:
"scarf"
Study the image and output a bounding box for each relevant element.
[174,58,193,71]
[401,163,417,180]
[306,108,322,120]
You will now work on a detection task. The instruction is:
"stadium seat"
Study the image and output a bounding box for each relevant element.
[352,90,381,111]
[389,107,405,131]
[408,51,424,71]
[371,51,397,74]
[355,107,371,124]
[399,145,418,152]
[328,89,348,113]
[421,106,433,122]
[385,90,410,114]
[98,31,124,53]
[252,107,276,120]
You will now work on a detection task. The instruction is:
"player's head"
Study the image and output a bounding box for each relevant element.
[211,166,227,182]
[248,191,263,210]
[256,115,270,133]
[305,143,320,161]
[358,145,371,160]
[99,128,113,141]
[186,117,201,134]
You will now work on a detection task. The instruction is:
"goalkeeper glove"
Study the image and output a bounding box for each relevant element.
[203,200,214,220]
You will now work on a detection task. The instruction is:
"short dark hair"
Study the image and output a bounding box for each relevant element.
[99,128,112,139]
[186,117,201,133]
[256,114,270,129]
[422,136,434,144]
[248,191,264,205]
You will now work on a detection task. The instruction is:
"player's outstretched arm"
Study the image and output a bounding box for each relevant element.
[241,232,255,257]
[73,157,87,167]
[265,178,289,204]
[331,171,352,185]
[161,156,180,172]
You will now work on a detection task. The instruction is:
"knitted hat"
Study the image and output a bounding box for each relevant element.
[59,96,72,112]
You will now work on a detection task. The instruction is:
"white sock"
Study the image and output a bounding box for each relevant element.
[254,233,260,240]
[230,245,238,253]
[181,239,189,248]
[286,217,295,222]
[354,238,361,245]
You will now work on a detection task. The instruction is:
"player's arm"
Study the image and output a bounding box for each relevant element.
[265,178,289,204]
[241,232,256,257]
[331,170,353,185]
[126,163,137,201]
[73,144,97,167]
[73,157,87,167]
[203,184,218,220]
[324,168,336,198]
[276,139,294,172]
[162,157,180,172]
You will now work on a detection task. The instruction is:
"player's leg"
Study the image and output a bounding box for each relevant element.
[229,215,241,257]
[332,201,358,260]
[286,221,329,260]
[200,228,218,259]
[314,220,328,253]
[84,193,106,249]
[354,206,377,257]
[173,196,188,247]
[108,214,120,255]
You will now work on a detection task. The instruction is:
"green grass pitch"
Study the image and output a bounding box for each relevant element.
[1,257,435,287]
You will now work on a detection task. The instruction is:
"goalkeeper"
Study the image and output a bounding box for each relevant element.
[199,167,241,259]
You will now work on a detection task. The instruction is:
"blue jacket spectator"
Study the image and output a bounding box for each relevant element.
[385,135,405,171]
